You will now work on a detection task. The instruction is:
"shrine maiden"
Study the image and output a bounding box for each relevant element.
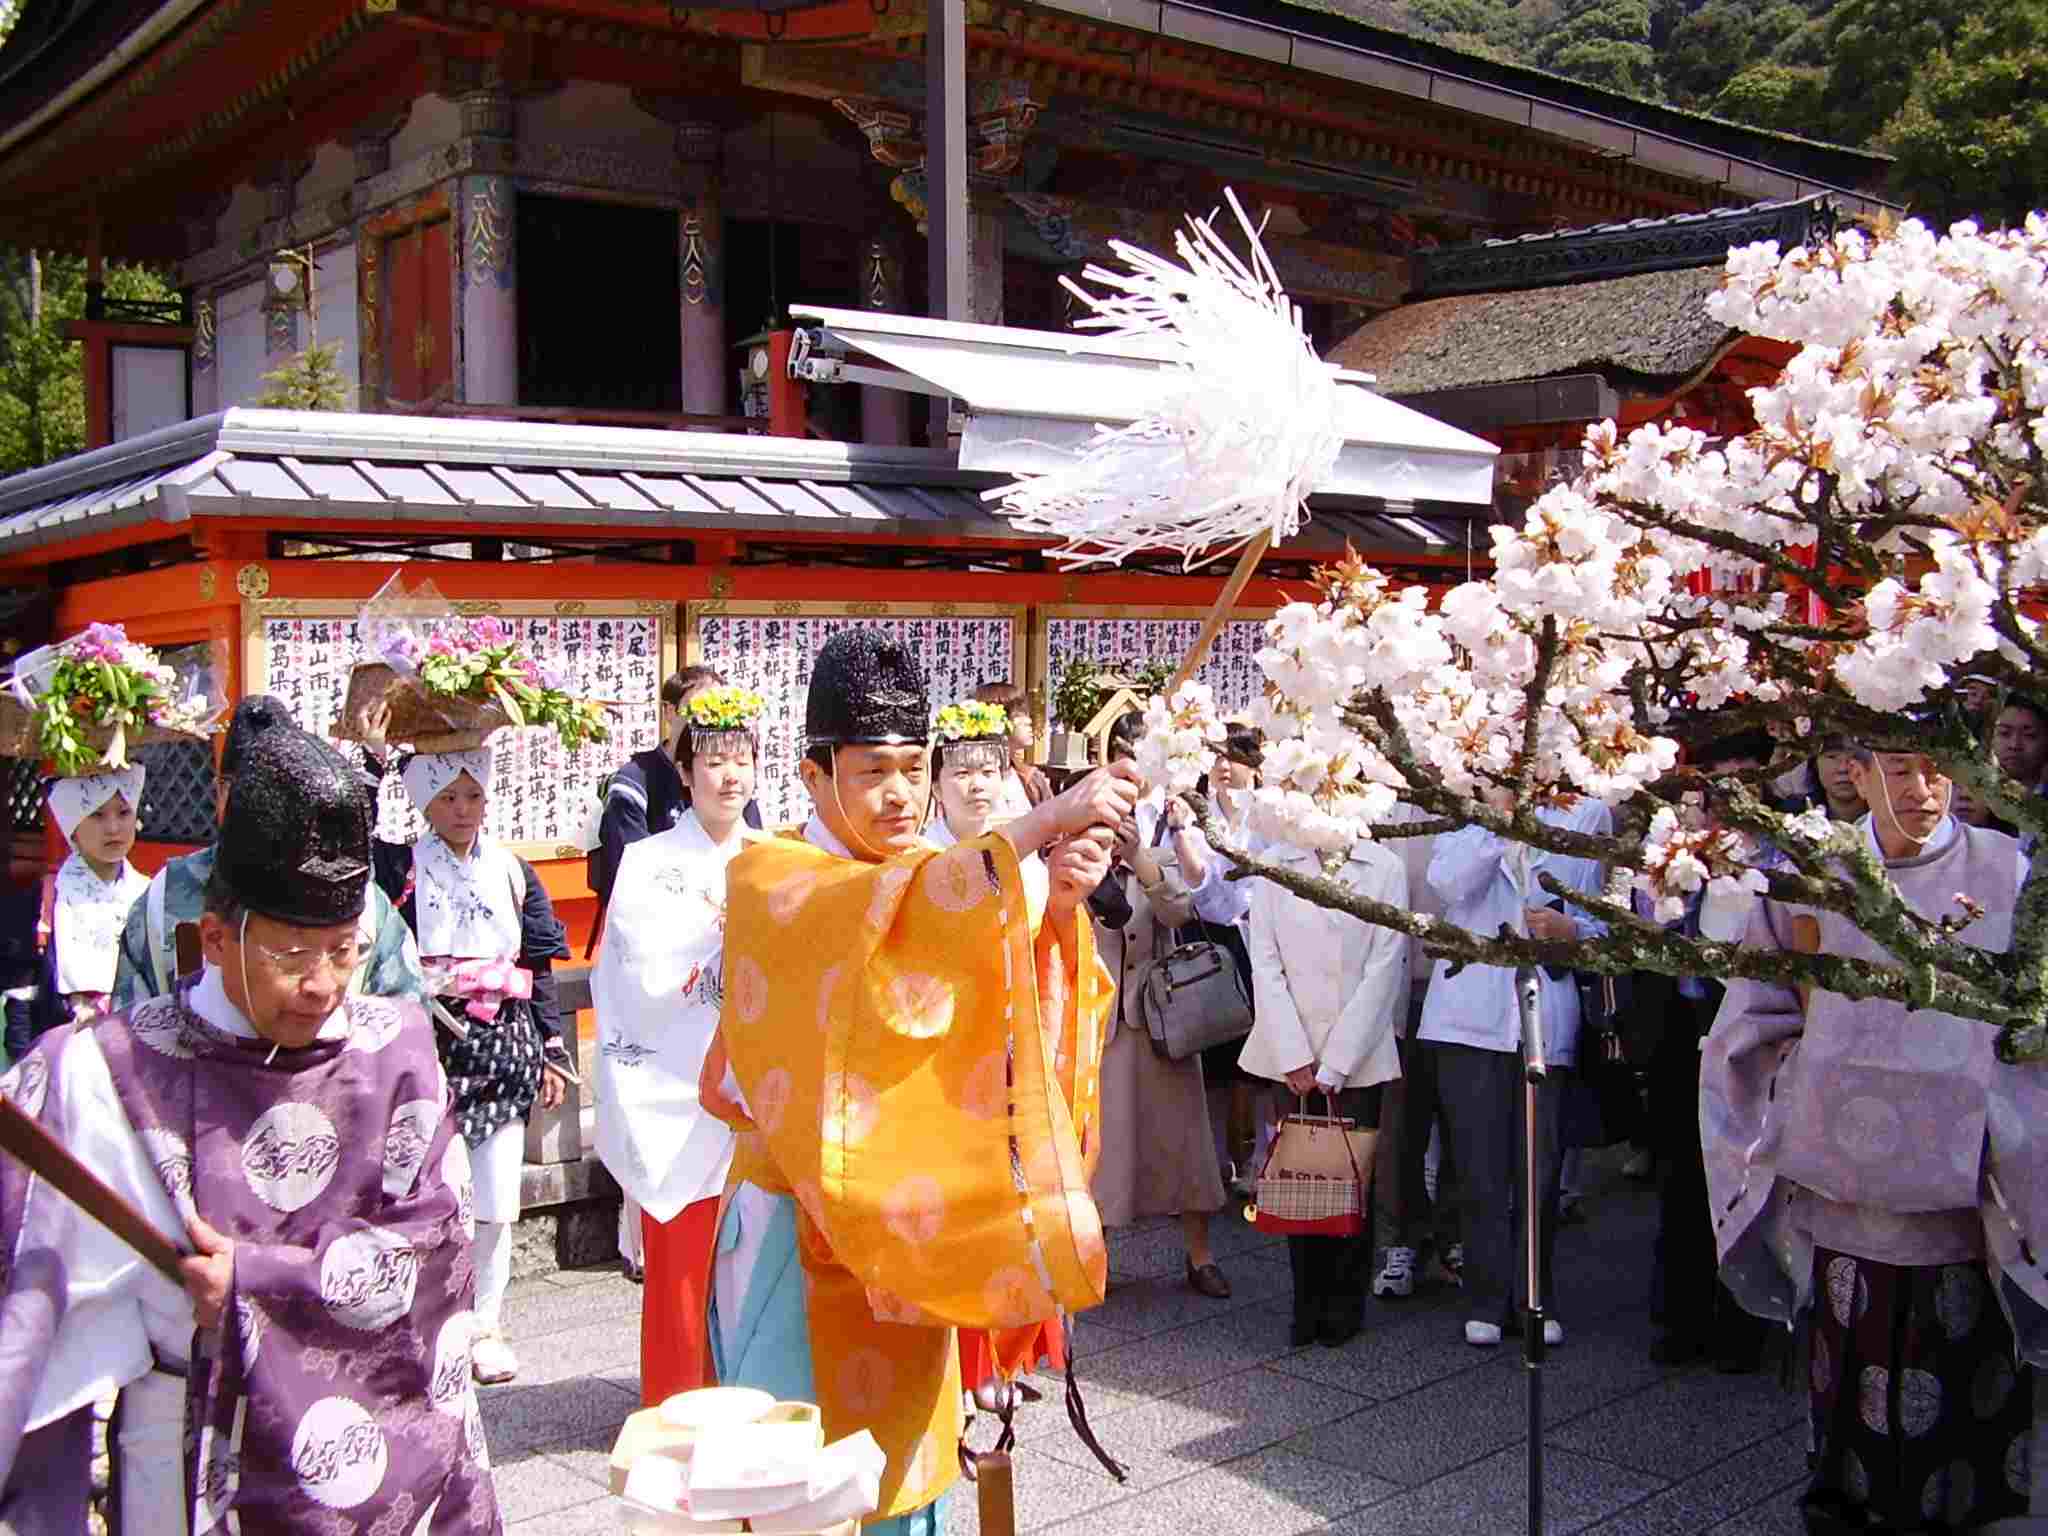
[701,631,1131,1532]
[927,697,1059,1388]
[593,685,764,1405]
[379,744,573,1386]
[0,727,499,1535]
[4,766,149,1058]
[114,694,427,1010]
[927,697,1048,931]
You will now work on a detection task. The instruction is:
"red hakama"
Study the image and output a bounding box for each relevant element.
[640,1196,722,1407]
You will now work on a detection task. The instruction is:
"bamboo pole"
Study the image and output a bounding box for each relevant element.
[1166,531,1274,694]
[0,1095,186,1285]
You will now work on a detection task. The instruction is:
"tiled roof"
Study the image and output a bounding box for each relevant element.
[1414,195,1834,297]
[0,409,1467,557]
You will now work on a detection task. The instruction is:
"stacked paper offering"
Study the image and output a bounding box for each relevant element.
[611,1388,884,1535]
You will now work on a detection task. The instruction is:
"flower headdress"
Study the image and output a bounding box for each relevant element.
[934,700,1011,771]
[685,685,765,750]
[3,624,213,777]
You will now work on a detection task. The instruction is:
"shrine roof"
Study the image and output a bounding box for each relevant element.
[1328,264,1730,396]
[1326,197,1836,397]
[0,409,1466,559]
[1412,195,1833,297]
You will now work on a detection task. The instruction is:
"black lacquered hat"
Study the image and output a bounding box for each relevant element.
[804,630,930,748]
[220,693,294,778]
[211,727,371,928]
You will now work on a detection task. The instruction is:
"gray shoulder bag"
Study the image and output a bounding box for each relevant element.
[1133,813,1252,1060]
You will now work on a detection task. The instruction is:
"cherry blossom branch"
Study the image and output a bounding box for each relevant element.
[1196,813,2021,1028]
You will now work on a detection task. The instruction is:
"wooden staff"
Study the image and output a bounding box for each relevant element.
[1166,530,1275,693]
[976,1451,1017,1536]
[0,1094,186,1286]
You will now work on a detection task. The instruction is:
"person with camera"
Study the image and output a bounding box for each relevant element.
[1090,712,1234,1299]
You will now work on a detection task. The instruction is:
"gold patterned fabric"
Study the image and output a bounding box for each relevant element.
[717,829,1112,1517]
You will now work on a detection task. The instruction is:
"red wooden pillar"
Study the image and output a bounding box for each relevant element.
[767,329,808,439]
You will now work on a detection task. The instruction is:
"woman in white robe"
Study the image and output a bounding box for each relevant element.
[927,699,1057,1386]
[379,746,571,1386]
[593,688,761,1406]
[926,699,1049,929]
[8,766,150,1058]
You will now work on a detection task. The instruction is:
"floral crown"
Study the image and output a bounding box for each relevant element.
[686,686,766,733]
[934,700,1009,743]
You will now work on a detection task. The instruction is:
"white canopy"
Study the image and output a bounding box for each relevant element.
[790,305,1500,508]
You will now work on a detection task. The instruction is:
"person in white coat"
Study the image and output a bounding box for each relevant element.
[1242,837,1409,1346]
[592,685,763,1406]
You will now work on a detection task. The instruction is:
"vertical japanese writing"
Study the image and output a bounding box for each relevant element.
[262,613,662,846]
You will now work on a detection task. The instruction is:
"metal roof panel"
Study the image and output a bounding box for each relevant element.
[560,469,662,513]
[212,458,309,502]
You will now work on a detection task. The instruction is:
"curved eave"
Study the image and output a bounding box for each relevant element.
[0,409,1478,571]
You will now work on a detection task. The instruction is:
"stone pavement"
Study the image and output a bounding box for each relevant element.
[482,1150,1810,1534]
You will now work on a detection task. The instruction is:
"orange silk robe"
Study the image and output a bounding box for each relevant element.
[717,829,1113,1518]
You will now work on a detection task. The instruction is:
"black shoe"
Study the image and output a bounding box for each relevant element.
[1289,1317,1318,1347]
[1186,1260,1232,1299]
[1714,1342,1763,1374]
[1649,1330,1708,1366]
[1317,1316,1361,1348]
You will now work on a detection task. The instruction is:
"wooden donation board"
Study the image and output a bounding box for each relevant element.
[245,599,675,859]
[686,601,1026,828]
[1032,606,1276,737]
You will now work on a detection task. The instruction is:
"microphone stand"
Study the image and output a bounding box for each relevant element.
[1516,960,1548,1536]
[1509,842,1549,1536]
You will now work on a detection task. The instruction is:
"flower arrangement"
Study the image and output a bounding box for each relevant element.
[427,616,608,751]
[934,700,1009,742]
[687,685,766,733]
[3,624,212,777]
[369,615,610,752]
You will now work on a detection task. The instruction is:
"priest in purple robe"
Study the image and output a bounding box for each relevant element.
[1703,742,2048,1534]
[0,724,500,1535]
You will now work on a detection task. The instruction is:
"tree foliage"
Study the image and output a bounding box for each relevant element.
[256,341,349,412]
[1324,0,2047,227]
[1133,217,2048,1058]
[1882,4,2048,230]
[0,250,178,475]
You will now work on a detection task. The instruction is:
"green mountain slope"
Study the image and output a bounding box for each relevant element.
[1305,0,2048,224]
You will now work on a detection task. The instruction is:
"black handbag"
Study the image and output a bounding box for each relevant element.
[1132,812,1252,1061]
[1568,970,1643,1149]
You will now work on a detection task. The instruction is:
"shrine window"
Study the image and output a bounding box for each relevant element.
[517,194,681,413]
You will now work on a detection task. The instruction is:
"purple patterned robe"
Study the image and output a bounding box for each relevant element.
[0,989,501,1535]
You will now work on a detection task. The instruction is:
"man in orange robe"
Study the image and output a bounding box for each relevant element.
[701,631,1131,1532]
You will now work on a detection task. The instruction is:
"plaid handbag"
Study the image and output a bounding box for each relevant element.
[1248,1096,1375,1238]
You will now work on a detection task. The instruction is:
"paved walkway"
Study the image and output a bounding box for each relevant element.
[483,1150,1809,1534]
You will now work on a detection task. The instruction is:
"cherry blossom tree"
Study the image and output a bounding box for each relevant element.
[1112,212,2048,1060]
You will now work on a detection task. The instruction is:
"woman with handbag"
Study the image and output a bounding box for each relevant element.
[1091,713,1233,1299]
[1242,837,1409,1346]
